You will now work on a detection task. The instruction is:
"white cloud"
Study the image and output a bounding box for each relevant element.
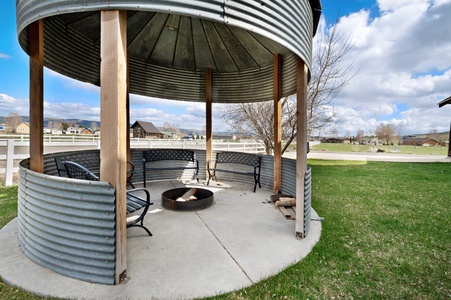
[0,94,29,116]
[327,0,451,135]
[0,53,11,59]
[43,102,100,120]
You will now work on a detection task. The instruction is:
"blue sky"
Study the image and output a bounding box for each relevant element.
[1,0,450,136]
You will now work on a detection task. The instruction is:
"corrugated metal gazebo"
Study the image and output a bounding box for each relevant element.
[16,0,321,285]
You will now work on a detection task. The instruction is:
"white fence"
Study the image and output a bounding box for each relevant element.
[0,137,265,186]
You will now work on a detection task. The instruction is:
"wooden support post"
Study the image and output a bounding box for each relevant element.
[100,10,128,284]
[29,20,44,173]
[126,54,131,163]
[273,54,282,193]
[206,69,213,175]
[295,58,308,239]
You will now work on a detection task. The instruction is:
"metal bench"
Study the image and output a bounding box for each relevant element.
[62,161,153,236]
[54,151,136,188]
[207,151,262,192]
[142,149,199,187]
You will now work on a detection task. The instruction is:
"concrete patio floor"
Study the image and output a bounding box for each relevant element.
[0,180,321,300]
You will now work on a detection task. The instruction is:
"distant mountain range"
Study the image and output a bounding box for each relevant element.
[0,116,99,129]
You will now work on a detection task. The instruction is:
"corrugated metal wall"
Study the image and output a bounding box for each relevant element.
[18,160,116,285]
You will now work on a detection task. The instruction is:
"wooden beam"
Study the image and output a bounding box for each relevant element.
[273,54,282,193]
[295,58,308,239]
[126,54,131,163]
[206,69,213,175]
[100,10,128,284]
[29,20,44,173]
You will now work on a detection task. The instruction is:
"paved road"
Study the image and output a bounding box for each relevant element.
[283,150,451,163]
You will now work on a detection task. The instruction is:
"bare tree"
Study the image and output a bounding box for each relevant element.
[90,121,98,132]
[355,129,364,144]
[222,101,274,154]
[427,129,441,142]
[67,120,77,128]
[162,122,182,138]
[221,22,355,154]
[375,123,397,145]
[307,23,355,136]
[4,113,23,133]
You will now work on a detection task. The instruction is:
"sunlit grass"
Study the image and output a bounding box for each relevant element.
[210,161,451,299]
[0,186,18,229]
[311,142,448,155]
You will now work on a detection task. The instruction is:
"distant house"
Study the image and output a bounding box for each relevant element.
[16,122,30,134]
[402,138,440,147]
[214,134,237,141]
[161,131,178,139]
[65,127,92,134]
[79,128,93,135]
[131,121,164,139]
[66,126,78,134]
[324,137,339,143]
[51,129,63,135]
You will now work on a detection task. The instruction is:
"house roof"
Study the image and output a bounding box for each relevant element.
[438,96,451,108]
[131,121,161,134]
[403,138,439,143]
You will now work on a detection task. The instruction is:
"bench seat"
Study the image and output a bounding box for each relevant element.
[142,149,199,187]
[207,151,262,192]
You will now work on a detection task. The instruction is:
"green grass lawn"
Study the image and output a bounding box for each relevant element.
[310,142,449,155]
[1,161,450,299]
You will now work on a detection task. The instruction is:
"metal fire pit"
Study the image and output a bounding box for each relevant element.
[162,188,214,211]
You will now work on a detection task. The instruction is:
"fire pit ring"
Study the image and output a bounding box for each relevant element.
[162,188,214,211]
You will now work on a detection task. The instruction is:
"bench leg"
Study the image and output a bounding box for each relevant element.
[127,223,152,236]
[127,180,135,189]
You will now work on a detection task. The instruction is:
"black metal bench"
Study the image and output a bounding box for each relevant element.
[207,151,262,192]
[54,151,136,188]
[61,161,153,236]
[142,149,199,187]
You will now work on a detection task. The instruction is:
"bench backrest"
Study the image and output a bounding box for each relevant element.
[216,151,261,166]
[54,151,100,177]
[63,161,100,181]
[143,149,195,163]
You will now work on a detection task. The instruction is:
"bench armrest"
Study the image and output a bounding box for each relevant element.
[127,188,152,206]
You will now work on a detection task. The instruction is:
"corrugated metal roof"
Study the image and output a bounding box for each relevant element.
[16,0,321,103]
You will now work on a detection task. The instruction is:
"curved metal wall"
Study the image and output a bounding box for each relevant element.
[18,161,116,285]
[16,0,317,102]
